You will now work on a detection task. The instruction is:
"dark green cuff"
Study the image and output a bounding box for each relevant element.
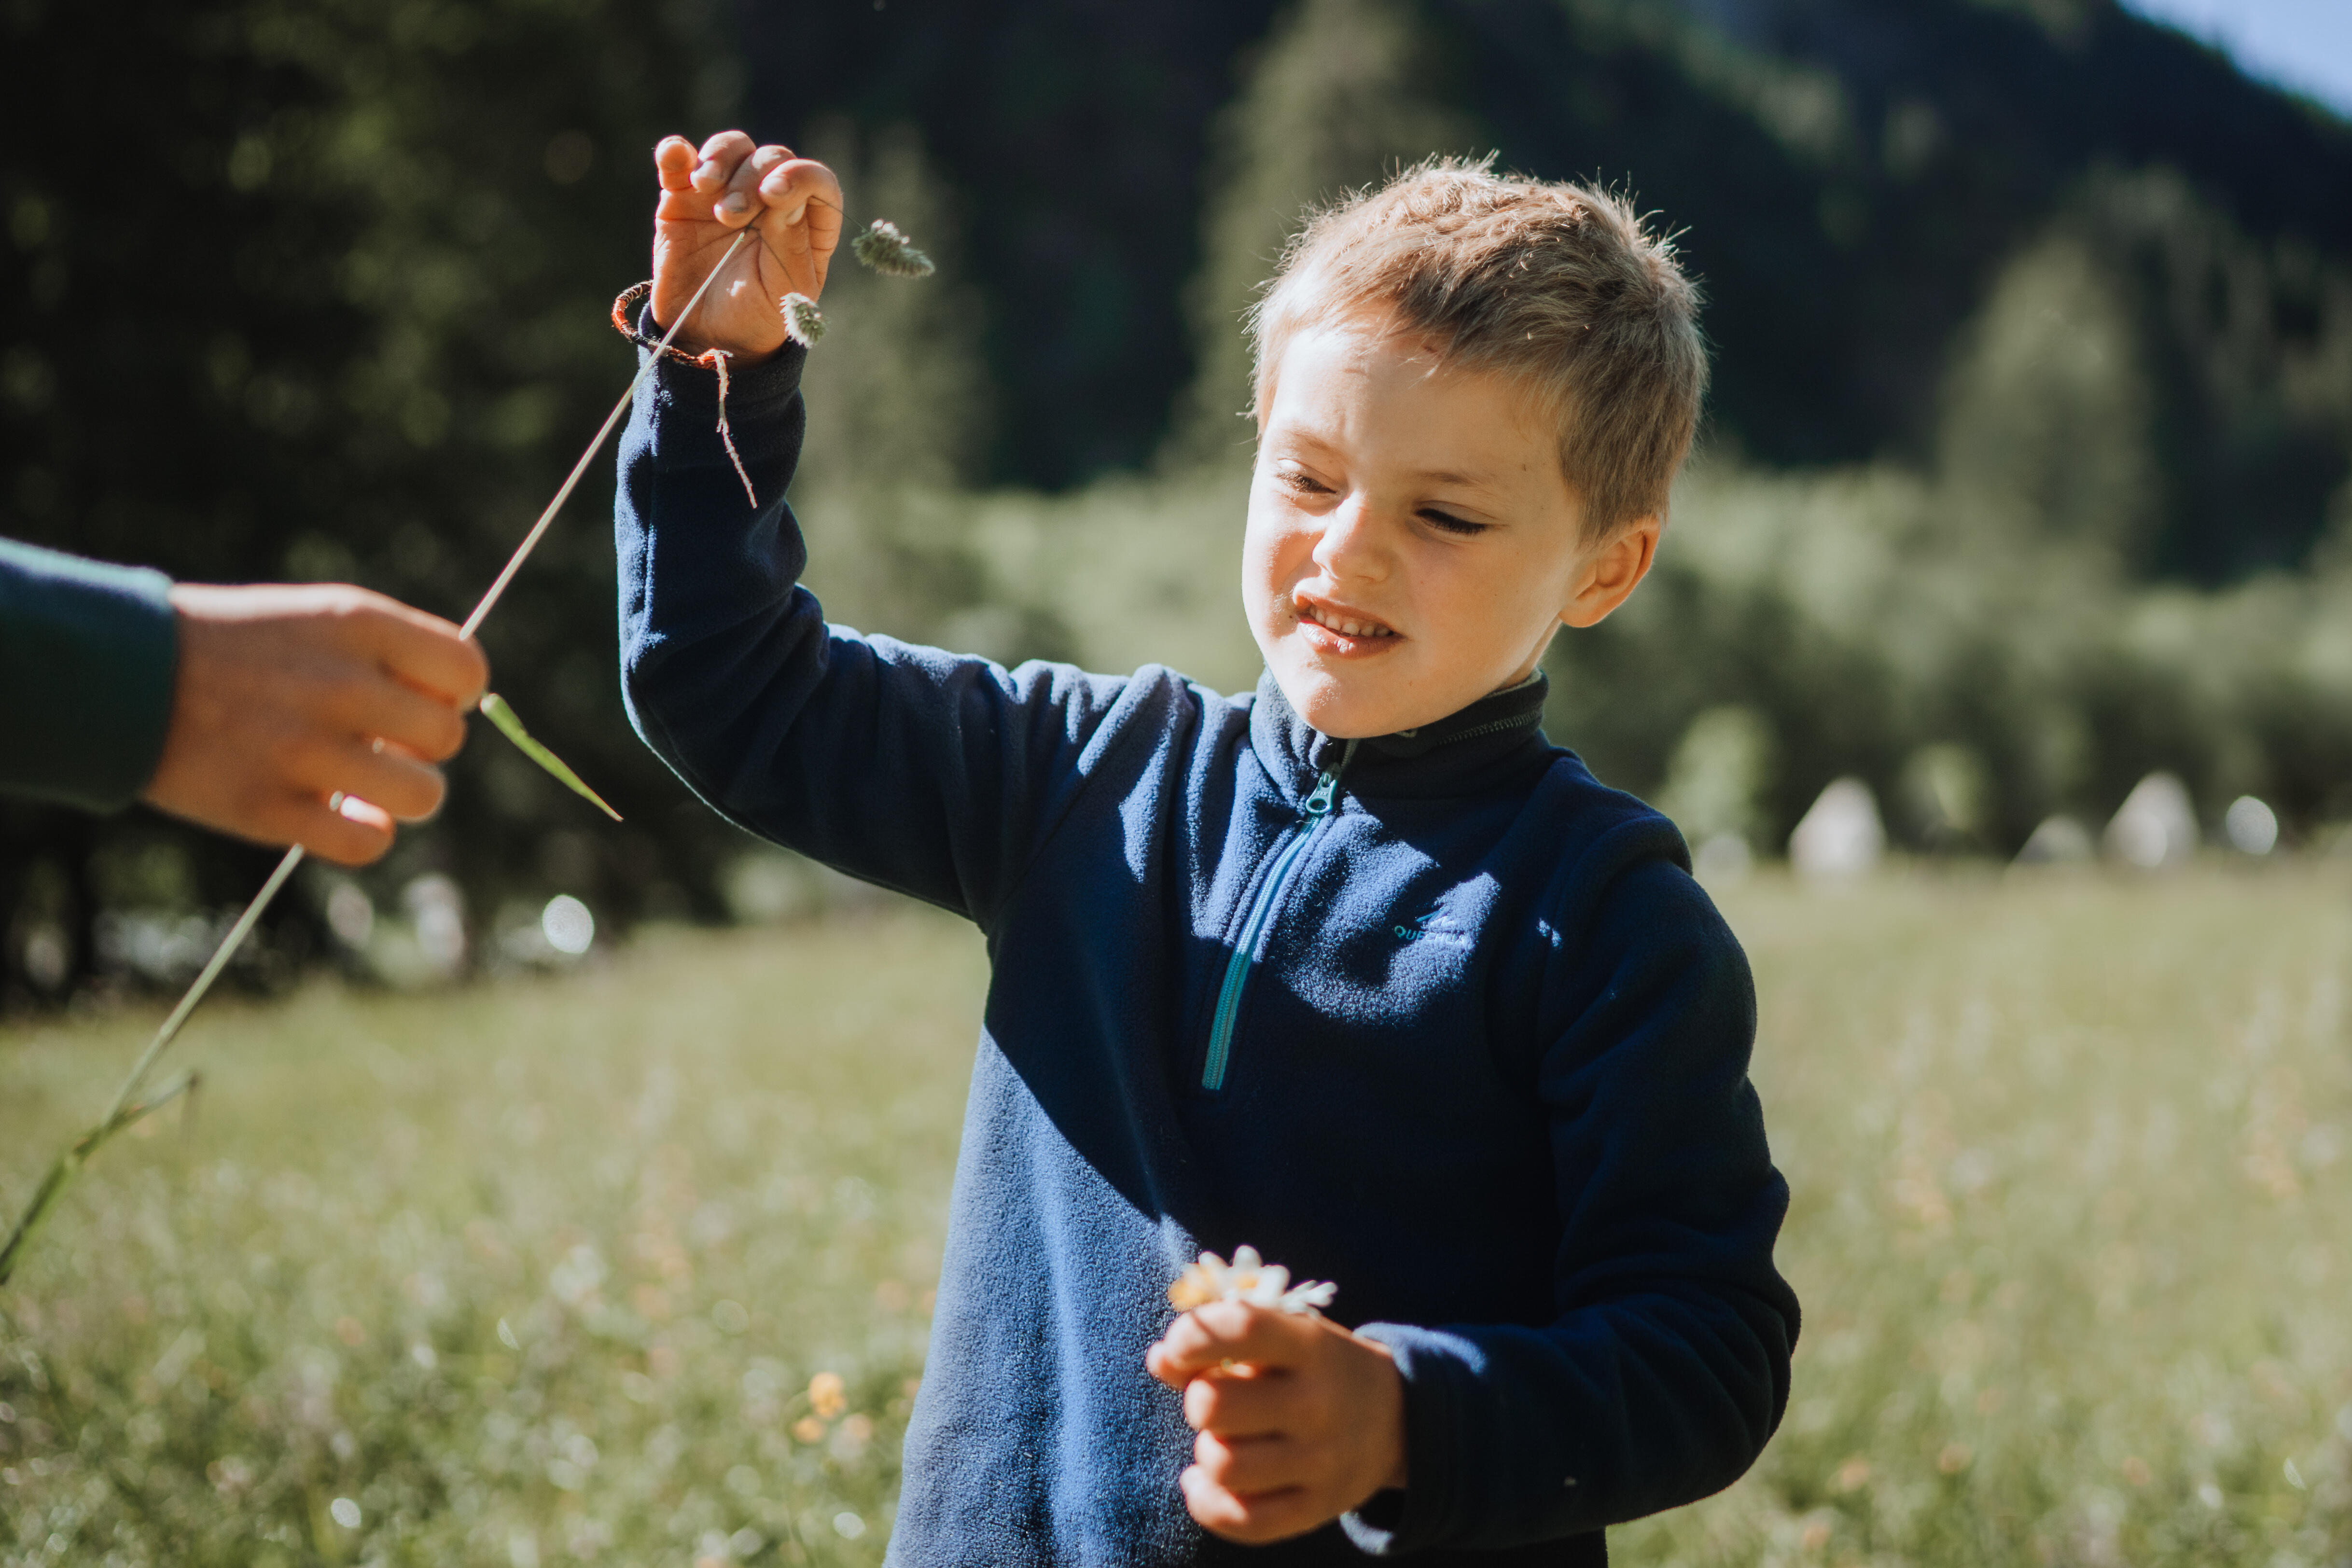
[0,536,181,812]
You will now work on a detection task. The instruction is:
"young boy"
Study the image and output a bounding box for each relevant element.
[616,131,1797,1566]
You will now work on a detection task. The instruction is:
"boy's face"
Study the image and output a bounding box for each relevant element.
[1244,311,1658,741]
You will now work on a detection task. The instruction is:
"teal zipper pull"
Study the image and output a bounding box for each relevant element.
[1303,768,1340,817]
[1301,740,1357,819]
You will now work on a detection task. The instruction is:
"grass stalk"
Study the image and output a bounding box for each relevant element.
[0,228,755,1290]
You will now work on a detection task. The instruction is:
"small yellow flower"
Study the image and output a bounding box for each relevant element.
[808,1370,848,1419]
[1167,1245,1337,1316]
[791,1415,827,1444]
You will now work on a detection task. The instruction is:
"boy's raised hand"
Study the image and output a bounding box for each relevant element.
[650,130,844,362]
[1145,1301,1409,1544]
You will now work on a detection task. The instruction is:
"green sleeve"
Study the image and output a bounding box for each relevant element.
[0,536,181,812]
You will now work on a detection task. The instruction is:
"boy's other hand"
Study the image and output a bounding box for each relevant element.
[1145,1301,1409,1544]
[143,584,489,867]
[650,130,843,363]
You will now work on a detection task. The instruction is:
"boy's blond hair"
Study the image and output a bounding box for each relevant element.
[1249,159,1706,539]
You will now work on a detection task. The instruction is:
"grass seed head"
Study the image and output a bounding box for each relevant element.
[851,219,936,278]
[780,292,826,347]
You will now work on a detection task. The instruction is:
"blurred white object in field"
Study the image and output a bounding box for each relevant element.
[324,881,376,947]
[402,874,468,975]
[1656,706,1774,856]
[2104,772,2197,869]
[540,894,596,956]
[1790,777,1884,880]
[1693,832,1754,885]
[2014,814,2095,865]
[2225,794,2279,856]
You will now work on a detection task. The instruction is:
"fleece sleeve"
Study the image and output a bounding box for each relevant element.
[614,336,1136,926]
[0,536,180,812]
[1347,840,1799,1554]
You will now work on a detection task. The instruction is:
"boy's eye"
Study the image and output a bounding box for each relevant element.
[1278,469,1331,496]
[1420,508,1488,538]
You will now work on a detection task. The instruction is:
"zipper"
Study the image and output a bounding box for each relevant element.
[1201,743,1355,1091]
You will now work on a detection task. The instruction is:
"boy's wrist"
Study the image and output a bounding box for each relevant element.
[1358,1334,1411,1493]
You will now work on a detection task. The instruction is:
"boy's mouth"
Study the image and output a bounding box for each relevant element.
[1294,594,1400,651]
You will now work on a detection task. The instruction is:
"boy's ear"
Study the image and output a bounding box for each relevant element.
[1558,516,1661,630]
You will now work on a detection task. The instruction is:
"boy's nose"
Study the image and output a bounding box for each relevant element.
[1311,497,1392,583]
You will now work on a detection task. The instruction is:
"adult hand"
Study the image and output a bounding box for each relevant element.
[650,129,844,363]
[1145,1301,1410,1544]
[142,583,489,867]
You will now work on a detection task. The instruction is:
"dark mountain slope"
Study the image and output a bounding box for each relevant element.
[744,0,2352,576]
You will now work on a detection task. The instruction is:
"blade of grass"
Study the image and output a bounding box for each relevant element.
[479,693,623,821]
[0,1070,201,1286]
[0,231,756,1289]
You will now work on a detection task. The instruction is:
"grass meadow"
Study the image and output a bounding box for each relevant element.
[1,867,2348,1566]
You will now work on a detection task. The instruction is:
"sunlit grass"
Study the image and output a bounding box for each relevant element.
[1629,864,2352,1567]
[3,868,2348,1565]
[0,910,985,1567]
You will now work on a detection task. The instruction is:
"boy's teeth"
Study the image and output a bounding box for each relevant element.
[1309,606,1389,638]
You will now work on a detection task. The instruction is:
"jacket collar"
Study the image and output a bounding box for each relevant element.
[1247,669,1555,803]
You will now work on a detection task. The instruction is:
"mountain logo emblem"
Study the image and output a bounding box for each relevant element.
[1392,907,1470,944]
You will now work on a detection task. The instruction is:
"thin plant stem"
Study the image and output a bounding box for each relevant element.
[0,224,759,1290]
[98,846,306,1130]
[459,226,753,638]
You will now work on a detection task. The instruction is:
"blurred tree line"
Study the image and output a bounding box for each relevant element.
[5,0,2352,1004]
[0,0,751,1004]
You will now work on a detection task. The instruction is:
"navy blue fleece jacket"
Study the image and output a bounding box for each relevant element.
[616,339,1797,1566]
[0,537,180,810]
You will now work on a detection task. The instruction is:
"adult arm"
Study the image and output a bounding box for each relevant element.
[0,538,489,865]
[0,536,180,812]
[144,583,487,865]
[1347,836,1801,1554]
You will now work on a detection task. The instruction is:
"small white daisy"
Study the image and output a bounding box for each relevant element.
[1168,1245,1337,1316]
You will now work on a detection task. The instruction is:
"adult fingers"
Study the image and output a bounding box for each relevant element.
[693,129,756,192]
[655,135,698,192]
[295,734,448,823]
[347,597,489,708]
[244,790,397,868]
[322,674,470,764]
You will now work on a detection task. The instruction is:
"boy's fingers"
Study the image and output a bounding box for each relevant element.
[693,128,755,190]
[1178,1468,1255,1537]
[654,135,698,191]
[1183,1366,1289,1436]
[717,143,790,223]
[1193,1429,1311,1495]
[757,157,842,224]
[1178,1466,1317,1545]
[1152,1303,1308,1380]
